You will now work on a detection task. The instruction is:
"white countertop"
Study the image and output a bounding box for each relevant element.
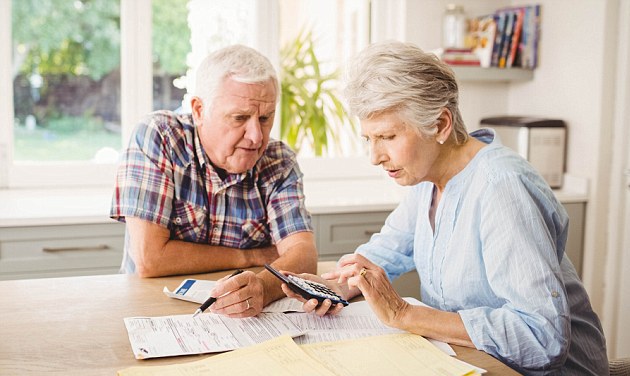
[0,175,588,228]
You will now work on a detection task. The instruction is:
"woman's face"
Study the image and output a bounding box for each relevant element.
[361,111,440,186]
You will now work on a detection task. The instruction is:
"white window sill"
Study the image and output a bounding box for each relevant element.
[0,173,588,228]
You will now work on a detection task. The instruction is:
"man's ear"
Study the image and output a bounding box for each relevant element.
[191,96,203,125]
[437,108,454,142]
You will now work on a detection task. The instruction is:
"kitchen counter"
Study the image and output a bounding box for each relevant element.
[0,175,588,228]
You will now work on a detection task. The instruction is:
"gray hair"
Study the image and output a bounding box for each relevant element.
[343,41,468,144]
[194,45,279,114]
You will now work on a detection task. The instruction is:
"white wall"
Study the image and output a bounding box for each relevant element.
[402,0,628,357]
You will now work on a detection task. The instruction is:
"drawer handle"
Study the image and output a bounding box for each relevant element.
[42,245,110,252]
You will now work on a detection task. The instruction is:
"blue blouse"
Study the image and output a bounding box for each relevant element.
[356,129,608,375]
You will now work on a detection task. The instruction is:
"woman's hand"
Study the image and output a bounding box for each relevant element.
[279,272,349,316]
[334,254,411,329]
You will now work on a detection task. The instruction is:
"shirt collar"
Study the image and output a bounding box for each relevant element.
[443,128,499,190]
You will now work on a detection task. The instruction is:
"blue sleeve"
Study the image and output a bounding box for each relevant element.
[458,173,571,372]
[355,187,418,281]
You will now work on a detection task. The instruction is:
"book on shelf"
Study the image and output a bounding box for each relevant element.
[498,9,516,68]
[441,48,481,66]
[520,4,541,69]
[490,11,507,67]
[480,3,540,69]
[507,7,525,68]
[466,14,496,67]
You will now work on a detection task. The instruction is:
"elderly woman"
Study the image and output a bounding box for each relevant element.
[281,41,608,375]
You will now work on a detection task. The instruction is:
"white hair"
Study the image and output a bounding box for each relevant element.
[194,45,279,114]
[343,41,468,144]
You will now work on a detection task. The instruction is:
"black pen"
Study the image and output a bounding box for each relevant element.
[192,269,244,318]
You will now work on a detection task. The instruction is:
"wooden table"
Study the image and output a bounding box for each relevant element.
[0,264,520,375]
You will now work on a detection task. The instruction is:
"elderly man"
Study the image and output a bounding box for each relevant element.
[110,45,317,317]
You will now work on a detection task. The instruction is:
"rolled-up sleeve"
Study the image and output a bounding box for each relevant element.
[111,117,175,227]
[266,164,313,243]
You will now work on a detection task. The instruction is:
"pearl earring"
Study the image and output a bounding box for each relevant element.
[438,139,444,145]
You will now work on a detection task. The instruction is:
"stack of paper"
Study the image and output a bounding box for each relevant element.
[118,334,480,376]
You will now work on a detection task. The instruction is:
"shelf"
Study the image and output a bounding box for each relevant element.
[451,66,534,82]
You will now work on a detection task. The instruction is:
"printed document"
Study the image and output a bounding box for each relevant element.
[289,298,455,356]
[118,334,479,376]
[118,335,337,376]
[123,312,304,359]
[301,333,479,376]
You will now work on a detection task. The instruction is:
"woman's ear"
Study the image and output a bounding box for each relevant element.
[436,108,454,144]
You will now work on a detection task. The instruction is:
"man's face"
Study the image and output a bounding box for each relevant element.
[192,77,276,174]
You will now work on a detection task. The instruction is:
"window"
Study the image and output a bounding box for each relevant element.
[1,0,123,188]
[278,0,371,158]
[151,0,190,112]
[12,0,121,164]
[0,0,400,189]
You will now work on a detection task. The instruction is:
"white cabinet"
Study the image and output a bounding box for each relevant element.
[313,212,390,261]
[0,222,125,280]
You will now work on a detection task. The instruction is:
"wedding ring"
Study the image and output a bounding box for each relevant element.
[246,299,251,310]
[359,268,367,278]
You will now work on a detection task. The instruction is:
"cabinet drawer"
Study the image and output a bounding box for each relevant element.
[316,211,390,256]
[0,223,124,278]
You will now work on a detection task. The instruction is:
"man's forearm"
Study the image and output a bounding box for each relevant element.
[137,239,279,277]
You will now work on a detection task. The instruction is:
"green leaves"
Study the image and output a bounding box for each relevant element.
[279,30,356,156]
[13,0,121,80]
[13,0,190,79]
[152,0,191,74]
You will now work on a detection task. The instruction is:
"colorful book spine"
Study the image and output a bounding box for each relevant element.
[520,4,541,69]
[487,4,541,69]
[507,7,525,68]
[490,11,506,67]
[498,10,515,68]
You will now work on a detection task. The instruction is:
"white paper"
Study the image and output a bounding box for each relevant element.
[263,297,305,313]
[163,280,454,356]
[287,313,404,345]
[453,357,488,374]
[288,298,455,356]
[123,312,305,359]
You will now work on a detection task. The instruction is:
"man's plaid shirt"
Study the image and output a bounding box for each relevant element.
[110,111,313,272]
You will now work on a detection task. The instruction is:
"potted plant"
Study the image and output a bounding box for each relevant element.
[279,30,357,156]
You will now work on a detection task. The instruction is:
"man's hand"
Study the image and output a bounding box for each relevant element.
[208,270,265,318]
